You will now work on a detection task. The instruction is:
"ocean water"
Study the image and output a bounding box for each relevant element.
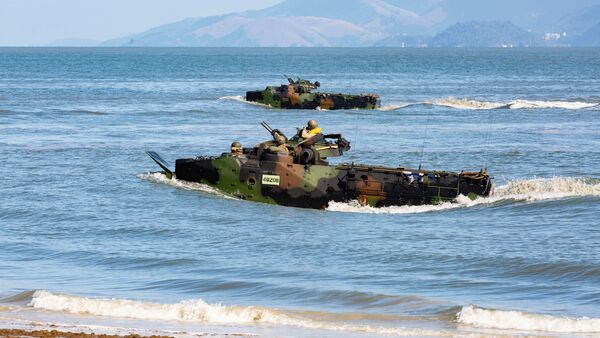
[1,47,600,337]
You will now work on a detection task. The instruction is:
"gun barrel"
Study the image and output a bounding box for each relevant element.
[261,121,274,134]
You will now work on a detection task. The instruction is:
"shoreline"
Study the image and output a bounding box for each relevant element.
[0,329,172,338]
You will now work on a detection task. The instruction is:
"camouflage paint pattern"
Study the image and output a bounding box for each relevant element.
[173,154,493,209]
[246,78,380,110]
[150,125,493,210]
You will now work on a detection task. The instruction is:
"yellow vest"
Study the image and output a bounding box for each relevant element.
[309,127,322,134]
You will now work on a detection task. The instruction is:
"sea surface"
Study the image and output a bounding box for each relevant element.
[1,47,600,337]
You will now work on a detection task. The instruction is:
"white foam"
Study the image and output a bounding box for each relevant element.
[508,100,598,110]
[426,97,598,110]
[327,177,600,214]
[458,305,600,333]
[376,103,414,111]
[495,177,600,198]
[218,95,273,108]
[29,290,278,324]
[427,98,507,110]
[138,172,234,199]
[27,291,455,336]
[327,200,462,214]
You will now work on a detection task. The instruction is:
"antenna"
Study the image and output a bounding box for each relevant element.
[418,109,432,171]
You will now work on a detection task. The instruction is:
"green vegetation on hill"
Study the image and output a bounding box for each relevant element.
[430,21,538,47]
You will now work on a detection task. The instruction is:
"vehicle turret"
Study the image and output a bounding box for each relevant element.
[258,121,350,165]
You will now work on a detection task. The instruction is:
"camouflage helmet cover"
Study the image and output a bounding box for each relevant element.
[274,133,287,145]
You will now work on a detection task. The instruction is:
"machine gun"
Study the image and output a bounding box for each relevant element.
[261,121,287,141]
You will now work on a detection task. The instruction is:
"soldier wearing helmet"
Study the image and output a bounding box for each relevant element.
[230,141,243,155]
[268,133,289,155]
[300,119,322,139]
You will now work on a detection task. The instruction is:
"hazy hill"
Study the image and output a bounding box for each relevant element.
[423,0,600,32]
[102,0,442,47]
[249,0,438,35]
[572,22,600,46]
[101,0,600,47]
[430,21,536,47]
[555,5,600,34]
[103,15,377,47]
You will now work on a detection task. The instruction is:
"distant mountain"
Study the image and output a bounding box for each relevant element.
[572,22,600,46]
[101,0,600,47]
[103,15,377,47]
[551,4,600,46]
[380,0,443,14]
[423,0,600,32]
[250,0,434,35]
[430,21,537,47]
[102,0,442,47]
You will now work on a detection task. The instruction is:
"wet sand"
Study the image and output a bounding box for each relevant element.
[0,329,172,338]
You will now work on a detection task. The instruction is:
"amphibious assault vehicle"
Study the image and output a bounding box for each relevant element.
[245,77,380,110]
[146,122,493,209]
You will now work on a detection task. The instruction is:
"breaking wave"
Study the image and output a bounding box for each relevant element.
[17,291,600,335]
[426,98,507,110]
[425,98,598,110]
[327,177,600,214]
[25,290,452,336]
[380,98,598,111]
[457,305,600,333]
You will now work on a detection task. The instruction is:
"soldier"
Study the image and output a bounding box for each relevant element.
[230,141,243,155]
[268,133,289,155]
[300,119,322,139]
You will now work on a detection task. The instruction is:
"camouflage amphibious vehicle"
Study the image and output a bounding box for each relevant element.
[146,122,493,209]
[246,77,380,110]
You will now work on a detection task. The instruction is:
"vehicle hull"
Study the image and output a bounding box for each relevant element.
[174,154,493,209]
[246,88,380,110]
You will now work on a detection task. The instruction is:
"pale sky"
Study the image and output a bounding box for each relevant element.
[0,0,282,46]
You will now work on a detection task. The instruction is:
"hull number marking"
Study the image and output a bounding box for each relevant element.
[262,174,280,186]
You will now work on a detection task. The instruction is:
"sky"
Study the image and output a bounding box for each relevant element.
[0,0,282,46]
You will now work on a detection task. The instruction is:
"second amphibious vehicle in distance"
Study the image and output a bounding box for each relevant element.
[146,121,493,209]
[245,77,380,110]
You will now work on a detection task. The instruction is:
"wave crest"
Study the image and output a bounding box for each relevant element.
[27,291,451,336]
[426,97,598,110]
[457,305,600,333]
[426,98,507,110]
[29,290,275,324]
[497,177,600,197]
[327,177,600,214]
